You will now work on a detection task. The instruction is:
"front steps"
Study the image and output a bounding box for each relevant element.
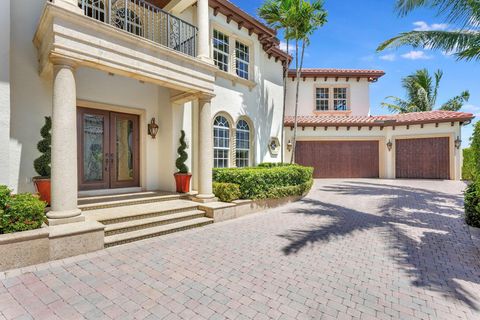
[80,193,213,247]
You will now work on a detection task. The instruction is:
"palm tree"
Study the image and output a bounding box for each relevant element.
[377,0,480,61]
[258,0,295,163]
[382,68,470,113]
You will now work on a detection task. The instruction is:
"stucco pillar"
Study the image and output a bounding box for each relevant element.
[195,96,215,201]
[196,0,211,62]
[47,61,84,225]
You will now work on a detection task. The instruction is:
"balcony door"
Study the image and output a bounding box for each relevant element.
[77,107,140,191]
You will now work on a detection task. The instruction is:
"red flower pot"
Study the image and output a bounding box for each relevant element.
[33,177,51,206]
[174,173,192,193]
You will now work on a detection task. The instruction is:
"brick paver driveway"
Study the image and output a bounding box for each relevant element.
[1,179,480,320]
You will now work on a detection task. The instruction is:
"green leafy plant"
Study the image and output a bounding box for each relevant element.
[462,148,476,181]
[0,192,46,234]
[33,117,52,178]
[175,130,189,174]
[465,180,480,228]
[0,185,11,209]
[213,164,313,200]
[213,183,242,203]
[471,121,480,175]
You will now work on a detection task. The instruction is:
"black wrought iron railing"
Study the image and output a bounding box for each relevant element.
[77,0,198,56]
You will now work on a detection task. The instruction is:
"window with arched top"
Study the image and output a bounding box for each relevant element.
[213,116,230,168]
[113,8,144,37]
[236,120,251,167]
[78,0,106,22]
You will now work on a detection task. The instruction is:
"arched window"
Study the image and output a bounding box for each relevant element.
[78,0,106,22]
[213,116,230,168]
[236,120,251,167]
[113,8,144,37]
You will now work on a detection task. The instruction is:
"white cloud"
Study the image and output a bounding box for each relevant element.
[462,104,480,117]
[279,41,293,54]
[413,21,449,31]
[379,54,396,61]
[401,50,433,60]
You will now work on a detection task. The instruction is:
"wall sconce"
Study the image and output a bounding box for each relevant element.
[455,136,462,149]
[148,118,159,139]
[386,140,393,151]
[287,140,293,152]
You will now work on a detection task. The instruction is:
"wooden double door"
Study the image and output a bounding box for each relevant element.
[77,108,140,190]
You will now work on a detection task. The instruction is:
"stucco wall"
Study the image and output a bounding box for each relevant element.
[0,0,10,187]
[285,78,371,117]
[284,122,463,180]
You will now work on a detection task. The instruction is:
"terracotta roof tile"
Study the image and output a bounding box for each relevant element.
[284,111,474,127]
[288,68,386,79]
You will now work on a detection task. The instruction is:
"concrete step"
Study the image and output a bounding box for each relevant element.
[78,192,181,211]
[85,200,200,225]
[104,217,213,247]
[104,210,206,236]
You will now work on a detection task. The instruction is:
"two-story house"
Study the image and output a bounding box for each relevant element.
[0,0,289,226]
[284,69,473,180]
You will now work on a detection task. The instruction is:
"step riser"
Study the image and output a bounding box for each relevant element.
[105,213,206,236]
[105,221,213,248]
[80,196,181,211]
[99,206,199,225]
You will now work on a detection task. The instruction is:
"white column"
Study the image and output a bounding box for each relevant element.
[47,62,83,225]
[195,96,215,201]
[196,0,211,62]
[0,0,10,187]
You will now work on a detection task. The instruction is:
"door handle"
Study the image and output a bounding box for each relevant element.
[104,153,109,172]
[110,153,114,164]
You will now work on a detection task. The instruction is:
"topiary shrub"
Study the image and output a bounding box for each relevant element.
[175,130,189,174]
[0,193,47,234]
[213,182,241,202]
[465,180,480,228]
[33,117,52,178]
[213,164,313,200]
[257,162,292,168]
[462,148,476,181]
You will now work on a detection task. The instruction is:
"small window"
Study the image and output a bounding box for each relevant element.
[235,41,250,80]
[213,30,229,72]
[334,88,348,111]
[316,88,329,111]
[236,120,251,167]
[213,116,230,168]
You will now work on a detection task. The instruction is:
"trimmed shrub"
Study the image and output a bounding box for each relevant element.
[0,193,47,234]
[257,162,292,168]
[465,181,480,228]
[462,148,476,181]
[175,130,189,174]
[213,164,313,200]
[33,117,52,178]
[471,122,480,175]
[0,185,11,209]
[213,182,241,203]
[265,179,314,199]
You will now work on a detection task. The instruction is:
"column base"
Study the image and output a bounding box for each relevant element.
[197,55,214,64]
[47,209,84,226]
[192,194,218,203]
[52,0,84,14]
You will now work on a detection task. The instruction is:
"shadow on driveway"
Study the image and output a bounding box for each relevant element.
[279,181,480,310]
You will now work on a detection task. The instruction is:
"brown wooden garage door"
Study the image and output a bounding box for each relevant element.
[295,141,379,178]
[395,137,450,179]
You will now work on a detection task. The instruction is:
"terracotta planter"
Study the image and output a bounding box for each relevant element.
[33,177,51,206]
[174,173,192,193]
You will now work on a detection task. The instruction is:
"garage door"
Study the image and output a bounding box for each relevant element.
[395,137,450,179]
[295,141,379,178]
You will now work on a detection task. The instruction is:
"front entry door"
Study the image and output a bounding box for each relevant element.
[78,108,140,190]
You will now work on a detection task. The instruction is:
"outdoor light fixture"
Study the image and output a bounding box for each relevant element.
[148,118,159,139]
[287,140,293,152]
[386,140,393,151]
[455,136,462,149]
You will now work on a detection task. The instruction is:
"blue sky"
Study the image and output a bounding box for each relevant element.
[230,0,480,147]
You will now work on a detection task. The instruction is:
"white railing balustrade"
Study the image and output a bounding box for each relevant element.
[76,0,197,56]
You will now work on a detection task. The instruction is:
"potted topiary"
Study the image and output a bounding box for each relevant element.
[174,130,192,193]
[33,117,51,205]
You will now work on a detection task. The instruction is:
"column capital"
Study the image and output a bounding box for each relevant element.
[197,93,215,104]
[51,56,78,70]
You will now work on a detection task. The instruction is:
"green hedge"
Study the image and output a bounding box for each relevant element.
[462,148,476,181]
[0,186,47,234]
[213,164,313,200]
[465,181,480,227]
[213,183,241,202]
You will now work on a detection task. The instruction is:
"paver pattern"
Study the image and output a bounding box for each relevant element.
[1,179,480,320]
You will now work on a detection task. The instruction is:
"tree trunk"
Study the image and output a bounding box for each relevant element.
[291,39,306,164]
[280,38,290,164]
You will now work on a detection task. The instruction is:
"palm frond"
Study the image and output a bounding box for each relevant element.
[440,90,471,111]
[377,30,480,61]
